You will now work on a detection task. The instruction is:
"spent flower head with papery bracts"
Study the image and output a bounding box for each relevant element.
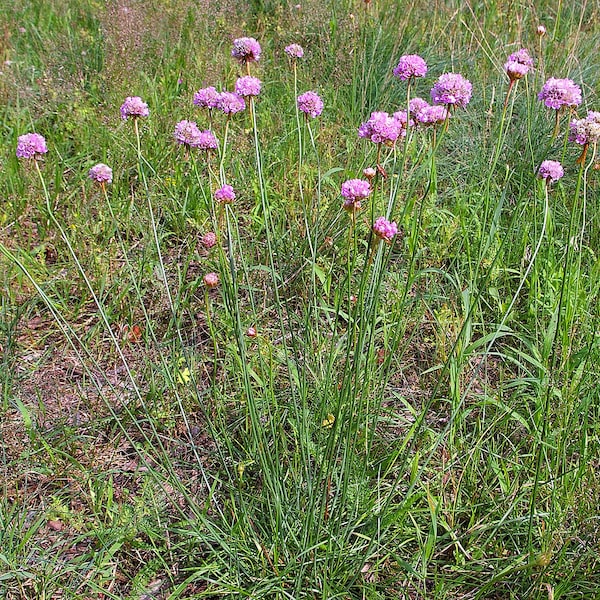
[193,86,220,109]
[120,96,149,120]
[431,73,472,108]
[203,272,220,288]
[568,111,600,146]
[538,78,582,110]
[231,37,261,64]
[89,163,113,185]
[297,91,324,118]
[214,184,236,204]
[174,120,203,147]
[341,178,372,212]
[393,54,427,81]
[538,160,564,183]
[201,231,217,249]
[358,111,402,145]
[373,217,399,242]
[285,43,304,59]
[16,133,48,159]
[217,92,246,115]
[235,76,262,97]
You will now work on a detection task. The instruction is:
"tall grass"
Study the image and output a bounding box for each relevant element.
[1,0,599,598]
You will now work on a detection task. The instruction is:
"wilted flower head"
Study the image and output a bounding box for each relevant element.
[203,272,220,288]
[431,73,472,107]
[358,111,402,144]
[393,54,427,81]
[214,184,236,203]
[232,37,261,64]
[197,130,219,150]
[297,91,324,118]
[537,25,547,36]
[246,326,257,338]
[538,160,564,183]
[193,86,220,109]
[416,104,449,126]
[120,96,149,119]
[174,120,203,147]
[217,92,246,115]
[235,76,262,97]
[569,111,600,146]
[285,43,304,59]
[373,216,399,241]
[341,178,372,212]
[538,78,582,110]
[202,231,217,248]
[363,167,376,180]
[504,49,534,81]
[88,163,113,184]
[409,97,430,114]
[16,133,48,159]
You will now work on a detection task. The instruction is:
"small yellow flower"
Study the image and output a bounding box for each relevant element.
[322,413,335,428]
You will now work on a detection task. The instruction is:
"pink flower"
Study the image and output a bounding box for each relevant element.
[174,120,203,147]
[193,86,220,109]
[538,78,582,110]
[373,216,399,241]
[538,160,564,183]
[341,178,371,212]
[393,54,427,81]
[297,91,324,118]
[430,73,472,107]
[358,111,402,144]
[16,133,47,159]
[203,272,220,288]
[202,232,217,248]
[217,92,246,115]
[285,44,304,59]
[232,37,261,64]
[88,163,113,184]
[214,184,236,203]
[235,76,262,97]
[120,96,149,119]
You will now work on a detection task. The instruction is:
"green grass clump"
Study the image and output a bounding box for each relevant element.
[1,1,600,598]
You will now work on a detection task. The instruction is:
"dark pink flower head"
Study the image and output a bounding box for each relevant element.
[203,272,219,288]
[538,160,564,183]
[16,133,48,159]
[504,48,533,81]
[373,216,399,241]
[218,92,246,115]
[431,73,472,108]
[174,120,203,147]
[297,91,324,118]
[285,43,304,59]
[416,105,449,126]
[409,97,430,114]
[235,76,262,97]
[214,184,236,203]
[393,54,427,81]
[232,37,261,64]
[197,130,219,150]
[358,111,402,144]
[341,178,371,212]
[120,96,149,119]
[538,78,582,110]
[568,111,600,146]
[193,86,220,109]
[89,163,113,184]
[202,231,217,248]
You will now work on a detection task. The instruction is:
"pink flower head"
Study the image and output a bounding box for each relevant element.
[285,44,304,59]
[232,37,261,64]
[217,92,246,115]
[204,272,220,288]
[341,178,372,212]
[538,78,582,110]
[16,133,48,159]
[504,48,533,81]
[214,184,236,203]
[197,130,219,150]
[568,111,600,146]
[409,97,430,114]
[193,86,220,109]
[202,231,217,248]
[358,111,402,144]
[174,120,203,147]
[393,110,415,135]
[363,167,376,180]
[88,163,113,184]
[393,54,427,81]
[373,216,399,241]
[246,326,257,338]
[416,105,449,126]
[120,96,149,119]
[235,76,262,97]
[538,160,564,183]
[537,25,546,36]
[297,91,324,118]
[431,73,472,108]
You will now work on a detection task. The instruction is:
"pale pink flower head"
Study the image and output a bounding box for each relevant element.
[235,76,262,97]
[504,49,533,81]
[363,167,376,180]
[409,97,430,114]
[568,111,600,146]
[203,272,220,288]
[197,130,219,150]
[537,25,546,36]
[373,216,399,241]
[88,163,113,184]
[232,37,261,64]
[538,78,582,110]
[16,133,48,159]
[393,54,427,81]
[285,44,304,59]
[246,326,258,338]
[202,231,217,248]
[214,184,236,204]
[431,73,472,108]
[393,110,415,135]
[120,96,149,119]
[341,178,372,212]
[538,160,564,183]
[217,92,246,115]
[297,91,324,118]
[358,111,402,144]
[416,105,449,126]
[193,86,220,109]
[174,120,203,147]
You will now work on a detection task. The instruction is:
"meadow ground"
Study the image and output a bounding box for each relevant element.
[1,1,600,598]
